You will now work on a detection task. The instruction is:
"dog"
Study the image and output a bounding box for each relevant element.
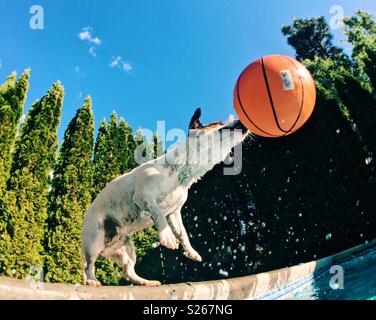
[82,108,249,286]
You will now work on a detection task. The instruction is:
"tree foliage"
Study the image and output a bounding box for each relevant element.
[44,97,94,284]
[0,81,64,278]
[282,16,351,64]
[0,70,30,192]
[343,11,376,90]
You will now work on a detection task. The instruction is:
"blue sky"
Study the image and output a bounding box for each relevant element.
[1,0,375,144]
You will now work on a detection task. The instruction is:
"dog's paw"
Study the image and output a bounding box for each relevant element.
[184,249,202,262]
[86,279,102,287]
[159,227,179,250]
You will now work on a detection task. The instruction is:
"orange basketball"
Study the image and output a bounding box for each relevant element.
[233,55,316,138]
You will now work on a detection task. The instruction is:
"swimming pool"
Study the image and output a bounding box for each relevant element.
[284,245,376,300]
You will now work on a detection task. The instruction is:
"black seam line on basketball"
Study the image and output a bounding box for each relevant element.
[236,72,277,137]
[236,74,276,137]
[261,58,290,134]
[282,56,305,136]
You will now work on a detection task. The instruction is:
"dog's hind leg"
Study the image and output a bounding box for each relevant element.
[82,214,105,287]
[82,251,101,287]
[115,237,161,287]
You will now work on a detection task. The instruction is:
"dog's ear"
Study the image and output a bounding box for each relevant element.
[189,108,203,130]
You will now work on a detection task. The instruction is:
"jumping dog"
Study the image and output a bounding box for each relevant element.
[82,108,248,286]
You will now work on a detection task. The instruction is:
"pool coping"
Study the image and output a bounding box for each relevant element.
[0,239,375,300]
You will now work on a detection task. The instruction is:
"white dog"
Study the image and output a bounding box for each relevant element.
[82,108,248,286]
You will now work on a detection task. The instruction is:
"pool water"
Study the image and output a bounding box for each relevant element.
[289,247,376,300]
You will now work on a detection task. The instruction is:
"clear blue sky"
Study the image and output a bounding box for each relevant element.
[1,0,375,144]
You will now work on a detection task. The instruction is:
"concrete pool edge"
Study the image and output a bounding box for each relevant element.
[0,239,375,300]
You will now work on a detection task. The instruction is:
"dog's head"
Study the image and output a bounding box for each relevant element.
[189,107,248,137]
[187,108,249,165]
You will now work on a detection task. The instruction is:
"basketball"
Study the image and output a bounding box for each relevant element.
[233,55,316,138]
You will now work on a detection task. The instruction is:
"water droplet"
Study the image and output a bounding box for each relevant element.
[326,233,332,240]
[219,269,228,277]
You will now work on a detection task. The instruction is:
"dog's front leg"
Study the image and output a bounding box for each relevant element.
[133,194,179,250]
[153,212,180,250]
[167,211,202,262]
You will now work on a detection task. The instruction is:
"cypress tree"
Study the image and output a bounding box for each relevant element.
[0,81,64,278]
[118,117,136,173]
[92,112,122,197]
[107,112,122,176]
[0,71,30,273]
[44,97,94,283]
[0,70,30,192]
[92,119,110,197]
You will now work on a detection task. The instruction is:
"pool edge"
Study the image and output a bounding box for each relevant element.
[0,239,375,300]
